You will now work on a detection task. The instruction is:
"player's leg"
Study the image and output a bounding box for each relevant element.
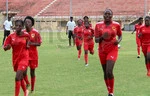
[84,43,88,66]
[68,31,72,46]
[29,60,38,92]
[105,49,118,96]
[71,31,75,46]
[142,45,150,75]
[146,46,150,76]
[30,68,35,92]
[15,70,25,96]
[99,52,110,93]
[77,45,82,60]
[89,42,94,55]
[136,38,141,58]
[23,68,30,88]
[2,30,7,45]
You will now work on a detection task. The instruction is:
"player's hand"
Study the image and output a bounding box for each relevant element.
[78,37,83,40]
[102,32,109,39]
[114,40,119,45]
[66,31,68,35]
[138,33,142,38]
[4,44,11,51]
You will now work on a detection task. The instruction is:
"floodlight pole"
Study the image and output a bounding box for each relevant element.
[70,0,72,17]
[144,0,147,17]
[6,0,8,19]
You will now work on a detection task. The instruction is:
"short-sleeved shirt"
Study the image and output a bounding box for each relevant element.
[135,24,142,37]
[139,25,150,45]
[83,28,94,43]
[66,21,76,31]
[3,20,13,31]
[74,26,84,39]
[95,21,122,53]
[24,28,42,60]
[4,32,30,66]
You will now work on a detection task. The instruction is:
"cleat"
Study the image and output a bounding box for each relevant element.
[137,55,140,58]
[26,84,30,89]
[108,93,114,96]
[85,64,89,66]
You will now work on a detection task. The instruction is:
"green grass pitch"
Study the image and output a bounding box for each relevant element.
[0,31,150,96]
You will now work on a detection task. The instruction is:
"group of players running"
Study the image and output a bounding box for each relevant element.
[3,8,150,96]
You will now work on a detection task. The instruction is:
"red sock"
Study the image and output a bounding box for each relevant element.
[24,75,30,85]
[78,50,81,58]
[31,76,36,91]
[84,54,88,64]
[104,79,110,93]
[146,64,149,72]
[108,78,114,94]
[137,46,140,55]
[21,79,26,92]
[15,81,21,96]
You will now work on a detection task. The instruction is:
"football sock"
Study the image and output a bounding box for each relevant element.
[78,49,81,58]
[84,54,88,64]
[24,75,30,85]
[15,81,21,96]
[31,76,36,91]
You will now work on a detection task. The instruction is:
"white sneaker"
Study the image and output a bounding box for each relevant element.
[85,64,89,66]
[78,58,80,60]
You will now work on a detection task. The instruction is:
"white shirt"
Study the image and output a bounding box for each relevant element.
[66,21,76,31]
[3,20,13,31]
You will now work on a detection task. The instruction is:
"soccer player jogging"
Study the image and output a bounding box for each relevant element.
[132,17,143,58]
[74,19,84,60]
[138,16,150,76]
[95,9,122,96]
[3,20,29,96]
[23,16,42,93]
[83,16,92,28]
[83,21,94,66]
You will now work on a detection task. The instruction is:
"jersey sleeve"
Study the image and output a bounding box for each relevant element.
[94,24,101,38]
[4,35,12,47]
[117,24,122,36]
[36,32,42,43]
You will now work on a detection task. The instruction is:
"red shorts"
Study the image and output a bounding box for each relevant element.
[29,60,38,69]
[84,42,94,52]
[141,45,150,56]
[75,39,83,46]
[98,47,118,64]
[136,36,141,47]
[13,60,28,72]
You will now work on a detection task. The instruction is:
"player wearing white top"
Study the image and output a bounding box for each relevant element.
[2,16,13,45]
[66,17,76,46]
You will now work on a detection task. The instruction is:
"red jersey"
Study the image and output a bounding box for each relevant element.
[24,28,42,60]
[4,32,30,66]
[95,21,122,53]
[74,26,84,40]
[135,24,142,37]
[139,25,150,45]
[83,27,94,43]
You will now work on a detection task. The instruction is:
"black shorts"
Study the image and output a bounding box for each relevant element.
[68,30,74,39]
[4,30,10,37]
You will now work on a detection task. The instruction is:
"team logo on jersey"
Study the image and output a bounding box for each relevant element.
[31,34,35,38]
[112,26,116,31]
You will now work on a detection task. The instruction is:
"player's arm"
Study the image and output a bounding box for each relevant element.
[29,33,42,46]
[95,24,105,43]
[3,36,11,51]
[131,28,136,34]
[114,25,122,45]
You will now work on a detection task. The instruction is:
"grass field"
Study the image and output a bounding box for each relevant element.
[0,31,150,96]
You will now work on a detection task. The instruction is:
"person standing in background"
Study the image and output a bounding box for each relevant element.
[2,15,13,45]
[66,17,76,46]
